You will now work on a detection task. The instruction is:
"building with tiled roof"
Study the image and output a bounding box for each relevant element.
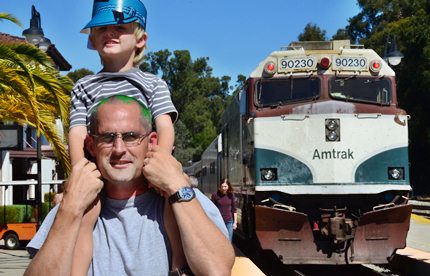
[0,32,71,71]
[0,6,72,225]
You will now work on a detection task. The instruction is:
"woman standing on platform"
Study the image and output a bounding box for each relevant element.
[211,178,237,242]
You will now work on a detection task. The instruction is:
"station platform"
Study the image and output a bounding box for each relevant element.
[405,214,430,252]
[396,214,430,263]
[232,246,265,275]
[397,247,430,263]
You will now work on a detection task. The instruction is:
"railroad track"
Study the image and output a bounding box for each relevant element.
[288,264,400,276]
[410,199,430,217]
[243,256,429,276]
[234,237,430,275]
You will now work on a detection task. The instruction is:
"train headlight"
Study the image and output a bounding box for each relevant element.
[260,168,278,181]
[326,119,338,131]
[388,167,404,180]
[327,131,338,141]
[325,118,340,142]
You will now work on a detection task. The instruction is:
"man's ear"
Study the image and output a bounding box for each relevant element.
[147,132,157,150]
[85,135,96,157]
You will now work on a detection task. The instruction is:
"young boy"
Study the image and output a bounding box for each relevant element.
[68,0,186,274]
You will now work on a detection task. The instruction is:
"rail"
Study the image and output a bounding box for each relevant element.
[0,180,64,186]
[410,200,430,216]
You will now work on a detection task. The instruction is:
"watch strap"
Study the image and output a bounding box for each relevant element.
[168,192,180,204]
[168,186,195,204]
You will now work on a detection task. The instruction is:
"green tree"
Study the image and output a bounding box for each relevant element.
[332,28,351,40]
[67,68,94,83]
[172,119,194,164]
[140,50,234,163]
[0,13,73,173]
[298,23,327,41]
[346,0,430,195]
[231,74,246,97]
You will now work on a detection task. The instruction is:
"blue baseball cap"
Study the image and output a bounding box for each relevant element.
[81,0,147,34]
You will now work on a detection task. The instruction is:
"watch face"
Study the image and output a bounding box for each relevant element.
[179,187,195,201]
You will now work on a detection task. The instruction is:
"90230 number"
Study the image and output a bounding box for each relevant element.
[333,57,367,70]
[279,57,316,71]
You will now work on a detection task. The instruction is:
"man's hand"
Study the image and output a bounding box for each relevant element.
[62,158,103,216]
[24,159,104,276]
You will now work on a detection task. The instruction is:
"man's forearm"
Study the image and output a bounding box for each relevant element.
[24,205,83,276]
[172,199,235,276]
[141,147,235,274]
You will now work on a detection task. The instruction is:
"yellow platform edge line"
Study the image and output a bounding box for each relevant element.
[411,213,430,224]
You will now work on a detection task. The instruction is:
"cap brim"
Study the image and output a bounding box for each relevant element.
[81,11,145,34]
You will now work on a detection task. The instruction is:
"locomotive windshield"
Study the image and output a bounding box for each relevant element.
[255,77,320,107]
[329,77,392,105]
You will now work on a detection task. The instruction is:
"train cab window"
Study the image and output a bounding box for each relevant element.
[255,77,320,107]
[329,77,392,105]
[239,90,247,116]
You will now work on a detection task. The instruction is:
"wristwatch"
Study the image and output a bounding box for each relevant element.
[168,186,195,204]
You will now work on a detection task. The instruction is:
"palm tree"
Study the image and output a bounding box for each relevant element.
[0,13,73,174]
[0,13,22,27]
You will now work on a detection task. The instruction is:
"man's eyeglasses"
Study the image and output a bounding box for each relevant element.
[91,131,151,147]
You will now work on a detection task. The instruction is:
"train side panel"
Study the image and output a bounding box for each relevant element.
[200,135,221,197]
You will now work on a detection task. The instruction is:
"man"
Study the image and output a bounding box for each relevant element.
[25,95,235,275]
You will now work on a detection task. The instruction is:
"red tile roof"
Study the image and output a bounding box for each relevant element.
[0,32,26,44]
[0,32,71,71]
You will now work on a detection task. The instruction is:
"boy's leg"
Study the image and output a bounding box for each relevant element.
[164,199,187,272]
[71,197,101,276]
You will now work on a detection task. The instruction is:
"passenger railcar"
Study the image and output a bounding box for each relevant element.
[199,40,412,264]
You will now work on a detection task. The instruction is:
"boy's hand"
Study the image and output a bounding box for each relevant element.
[142,145,189,196]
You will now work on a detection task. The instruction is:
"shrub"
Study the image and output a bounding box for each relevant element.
[0,205,35,223]
[44,192,56,203]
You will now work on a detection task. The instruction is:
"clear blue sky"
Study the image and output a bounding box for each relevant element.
[2,0,360,81]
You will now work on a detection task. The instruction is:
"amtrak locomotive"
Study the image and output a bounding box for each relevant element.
[196,40,412,264]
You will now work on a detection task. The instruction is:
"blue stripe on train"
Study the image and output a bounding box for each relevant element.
[255,148,313,185]
[254,147,409,186]
[355,147,409,184]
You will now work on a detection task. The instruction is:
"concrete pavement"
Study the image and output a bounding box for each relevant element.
[406,214,430,252]
[0,241,30,276]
